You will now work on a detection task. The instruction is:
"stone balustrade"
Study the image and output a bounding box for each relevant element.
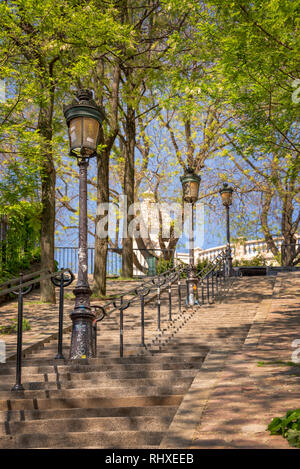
[176,235,300,266]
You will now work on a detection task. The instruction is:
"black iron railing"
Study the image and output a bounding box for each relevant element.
[0,250,233,393]
[93,250,230,357]
[0,268,74,391]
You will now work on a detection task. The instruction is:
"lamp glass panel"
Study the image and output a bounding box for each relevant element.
[221,191,232,206]
[83,117,100,152]
[68,117,82,152]
[190,181,200,200]
[183,180,199,202]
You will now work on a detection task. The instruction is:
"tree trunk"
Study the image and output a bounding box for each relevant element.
[38,101,56,303]
[122,105,135,278]
[93,63,120,295]
[94,147,109,296]
[281,194,297,266]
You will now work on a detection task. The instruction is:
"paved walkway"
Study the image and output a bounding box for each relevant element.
[187,273,300,449]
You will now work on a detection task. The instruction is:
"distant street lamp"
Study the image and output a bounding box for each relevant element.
[64,89,104,359]
[219,182,233,276]
[180,167,201,306]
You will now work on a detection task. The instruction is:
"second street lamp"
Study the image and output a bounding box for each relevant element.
[219,182,233,277]
[180,167,201,306]
[64,89,104,359]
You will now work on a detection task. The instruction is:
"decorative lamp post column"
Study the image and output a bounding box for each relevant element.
[180,167,201,306]
[219,182,234,277]
[64,89,104,359]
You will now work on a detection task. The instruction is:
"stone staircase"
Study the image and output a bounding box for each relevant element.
[0,353,207,448]
[0,276,274,448]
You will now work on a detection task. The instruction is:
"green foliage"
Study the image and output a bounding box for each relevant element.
[268,409,300,448]
[233,254,267,267]
[0,318,31,334]
[196,258,214,275]
[0,201,41,282]
[157,258,174,274]
[257,361,300,368]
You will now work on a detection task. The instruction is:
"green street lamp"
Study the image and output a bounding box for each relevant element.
[219,182,234,276]
[64,89,104,359]
[180,167,201,306]
[180,167,201,204]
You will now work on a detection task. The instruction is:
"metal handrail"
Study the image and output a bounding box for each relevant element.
[0,269,50,290]
[92,253,231,357]
[4,268,75,392]
[0,268,75,297]
[5,251,232,387]
[94,264,186,324]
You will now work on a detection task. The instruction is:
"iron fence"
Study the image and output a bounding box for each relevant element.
[55,246,176,277]
[55,246,122,276]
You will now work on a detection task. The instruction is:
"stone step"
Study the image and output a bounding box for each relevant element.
[1,415,172,435]
[0,394,182,411]
[0,383,188,401]
[0,430,164,449]
[0,368,197,384]
[1,360,203,377]
[0,376,193,391]
[4,352,206,367]
[0,405,177,423]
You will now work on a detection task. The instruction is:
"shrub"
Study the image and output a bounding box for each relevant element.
[233,253,267,267]
[0,318,31,334]
[157,258,174,274]
[196,258,214,275]
[268,409,300,448]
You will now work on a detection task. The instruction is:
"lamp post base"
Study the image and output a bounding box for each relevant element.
[69,286,95,359]
[225,247,233,277]
[186,267,198,306]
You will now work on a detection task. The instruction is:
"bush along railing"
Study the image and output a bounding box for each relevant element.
[93,251,230,358]
[0,268,74,391]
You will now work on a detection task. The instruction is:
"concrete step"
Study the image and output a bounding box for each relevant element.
[1,360,203,377]
[0,405,177,423]
[1,415,173,435]
[0,430,164,449]
[0,376,193,391]
[0,368,197,384]
[0,394,183,411]
[5,352,206,367]
[0,383,188,401]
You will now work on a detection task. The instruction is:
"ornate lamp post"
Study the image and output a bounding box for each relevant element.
[180,167,201,306]
[219,182,233,276]
[64,89,104,359]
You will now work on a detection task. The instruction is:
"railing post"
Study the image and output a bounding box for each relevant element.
[177,272,181,313]
[56,272,65,360]
[206,274,210,304]
[12,273,24,392]
[201,278,204,305]
[119,297,124,358]
[93,320,97,357]
[211,270,215,300]
[51,269,74,359]
[168,279,172,321]
[140,294,145,347]
[157,284,161,331]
